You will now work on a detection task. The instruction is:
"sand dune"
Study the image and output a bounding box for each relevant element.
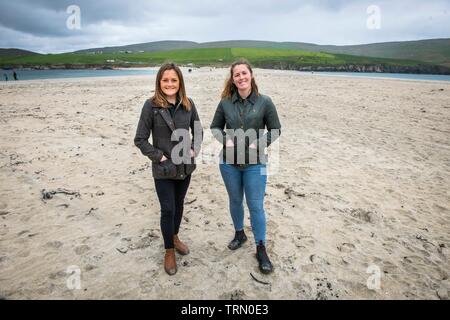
[0,69,449,299]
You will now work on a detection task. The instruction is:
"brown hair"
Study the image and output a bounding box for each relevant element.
[221,59,259,99]
[152,62,192,111]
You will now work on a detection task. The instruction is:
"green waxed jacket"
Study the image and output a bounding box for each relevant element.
[210,91,281,166]
[134,98,202,180]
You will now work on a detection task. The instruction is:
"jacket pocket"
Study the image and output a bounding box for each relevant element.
[154,159,177,178]
[185,163,196,176]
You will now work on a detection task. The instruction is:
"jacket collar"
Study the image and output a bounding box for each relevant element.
[231,90,257,105]
[157,108,176,131]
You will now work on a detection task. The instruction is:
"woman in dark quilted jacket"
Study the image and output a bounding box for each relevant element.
[134,63,202,275]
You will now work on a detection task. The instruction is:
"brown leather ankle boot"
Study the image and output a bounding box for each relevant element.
[164,248,177,275]
[173,234,190,255]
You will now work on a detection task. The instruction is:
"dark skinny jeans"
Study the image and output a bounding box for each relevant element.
[154,175,191,249]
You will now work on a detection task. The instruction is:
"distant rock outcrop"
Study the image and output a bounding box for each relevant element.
[255,61,450,75]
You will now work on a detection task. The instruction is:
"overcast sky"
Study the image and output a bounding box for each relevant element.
[0,0,449,53]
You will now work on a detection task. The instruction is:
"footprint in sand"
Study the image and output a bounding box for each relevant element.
[84,264,97,272]
[46,241,63,249]
[301,254,332,274]
[0,224,8,236]
[74,245,91,255]
[36,283,56,296]
[292,280,314,299]
[0,256,9,266]
[309,254,331,265]
[337,243,356,253]
[337,208,382,225]
[48,270,67,280]
[17,250,30,258]
[139,270,160,294]
[294,235,315,249]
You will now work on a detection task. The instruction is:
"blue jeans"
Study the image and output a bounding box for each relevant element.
[219,163,267,245]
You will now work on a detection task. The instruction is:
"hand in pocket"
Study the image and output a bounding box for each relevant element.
[156,158,177,178]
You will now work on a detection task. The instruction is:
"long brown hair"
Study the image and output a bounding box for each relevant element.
[152,62,192,111]
[221,59,259,99]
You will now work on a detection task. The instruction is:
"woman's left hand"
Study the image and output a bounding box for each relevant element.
[249,143,257,150]
[190,149,196,157]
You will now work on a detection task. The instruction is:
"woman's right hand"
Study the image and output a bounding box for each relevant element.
[226,139,235,147]
[160,155,168,162]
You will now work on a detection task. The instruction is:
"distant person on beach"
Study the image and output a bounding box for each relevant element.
[210,59,281,274]
[13,71,18,80]
[134,63,202,276]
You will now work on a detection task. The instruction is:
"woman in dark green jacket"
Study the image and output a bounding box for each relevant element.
[135,63,202,276]
[210,59,281,274]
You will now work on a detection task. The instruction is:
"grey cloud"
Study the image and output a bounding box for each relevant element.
[0,1,71,37]
[0,0,449,53]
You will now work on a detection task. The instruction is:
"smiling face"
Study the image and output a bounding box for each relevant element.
[232,64,252,93]
[160,69,180,100]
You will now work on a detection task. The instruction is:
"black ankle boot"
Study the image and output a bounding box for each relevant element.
[256,241,273,274]
[228,230,247,250]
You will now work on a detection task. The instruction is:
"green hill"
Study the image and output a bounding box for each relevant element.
[1,47,449,74]
[74,40,199,54]
[316,39,450,68]
[69,38,450,67]
[0,47,418,66]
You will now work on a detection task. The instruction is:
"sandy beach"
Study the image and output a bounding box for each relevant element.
[0,68,449,300]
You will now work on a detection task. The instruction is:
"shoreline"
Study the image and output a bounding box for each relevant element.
[2,68,450,84]
[3,61,450,76]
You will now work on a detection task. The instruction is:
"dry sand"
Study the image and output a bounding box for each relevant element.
[0,68,449,299]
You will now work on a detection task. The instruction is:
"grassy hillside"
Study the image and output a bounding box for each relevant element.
[74,40,199,54]
[317,39,450,68]
[66,38,450,67]
[0,47,429,68]
[211,39,450,67]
